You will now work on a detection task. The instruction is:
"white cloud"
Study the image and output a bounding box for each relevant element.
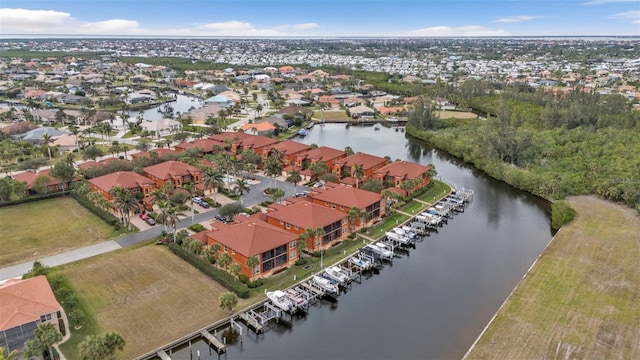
[610,10,640,24]
[0,8,74,32]
[494,15,537,23]
[79,19,141,35]
[196,20,254,32]
[583,0,640,5]
[407,25,509,37]
[275,23,319,30]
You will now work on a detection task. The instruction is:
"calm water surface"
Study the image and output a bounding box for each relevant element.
[169,124,553,360]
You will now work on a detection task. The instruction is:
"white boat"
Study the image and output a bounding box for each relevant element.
[284,288,308,309]
[386,231,412,245]
[266,290,294,312]
[312,275,339,294]
[401,225,418,238]
[349,256,373,270]
[365,244,393,260]
[374,123,381,130]
[324,266,350,285]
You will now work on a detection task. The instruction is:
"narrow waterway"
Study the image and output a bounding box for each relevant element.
[168,124,553,360]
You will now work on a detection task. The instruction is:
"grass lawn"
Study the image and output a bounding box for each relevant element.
[399,200,428,215]
[366,212,411,239]
[467,196,640,360]
[0,197,120,267]
[314,110,350,121]
[435,110,478,119]
[417,180,451,203]
[54,243,252,359]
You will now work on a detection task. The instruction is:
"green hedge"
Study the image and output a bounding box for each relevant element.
[168,243,250,298]
[70,192,119,226]
[0,191,64,207]
[188,223,206,232]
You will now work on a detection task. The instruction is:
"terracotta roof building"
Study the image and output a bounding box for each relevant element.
[308,183,385,228]
[265,201,348,251]
[130,148,178,161]
[373,160,432,196]
[13,169,71,195]
[142,160,202,189]
[174,138,225,155]
[0,276,62,352]
[261,141,311,167]
[294,146,346,170]
[204,217,299,279]
[332,152,387,183]
[88,171,155,201]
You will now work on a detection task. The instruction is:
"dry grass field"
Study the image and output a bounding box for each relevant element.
[435,110,478,119]
[314,110,350,121]
[466,196,640,360]
[56,244,252,359]
[0,197,119,267]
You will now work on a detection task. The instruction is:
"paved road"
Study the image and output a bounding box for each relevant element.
[0,175,309,281]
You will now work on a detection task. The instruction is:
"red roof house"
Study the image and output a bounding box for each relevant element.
[308,183,385,228]
[332,152,387,183]
[142,160,202,189]
[88,171,155,201]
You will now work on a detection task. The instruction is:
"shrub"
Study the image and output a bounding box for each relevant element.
[360,226,368,233]
[295,258,308,266]
[188,223,206,232]
[70,192,120,227]
[238,274,249,284]
[347,232,356,239]
[203,197,220,207]
[168,243,250,298]
[0,191,64,207]
[551,200,576,230]
[58,318,66,336]
[247,279,263,288]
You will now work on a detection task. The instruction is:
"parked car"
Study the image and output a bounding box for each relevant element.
[215,214,228,223]
[192,197,203,205]
[199,201,210,209]
[145,217,156,225]
[139,213,148,220]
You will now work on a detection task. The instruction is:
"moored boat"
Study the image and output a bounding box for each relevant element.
[324,266,350,286]
[312,275,339,294]
[266,290,294,312]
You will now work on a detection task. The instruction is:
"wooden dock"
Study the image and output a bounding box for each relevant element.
[300,281,325,297]
[238,312,263,334]
[200,330,226,354]
[156,350,171,360]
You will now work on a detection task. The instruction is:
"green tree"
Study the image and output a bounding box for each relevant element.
[246,256,260,281]
[110,186,138,231]
[229,262,242,279]
[234,178,250,206]
[286,169,302,194]
[264,155,282,188]
[551,200,576,230]
[79,332,125,360]
[203,167,224,204]
[271,188,285,204]
[164,205,184,243]
[1,346,19,360]
[347,207,361,233]
[81,145,104,161]
[344,146,354,156]
[183,182,196,224]
[33,323,62,360]
[21,340,43,359]
[351,164,365,189]
[219,292,238,313]
[50,160,75,195]
[41,134,54,161]
[218,252,232,270]
[32,175,51,195]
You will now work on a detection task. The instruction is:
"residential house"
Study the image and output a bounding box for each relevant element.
[373,160,432,196]
[174,138,225,155]
[348,105,376,118]
[88,171,155,201]
[308,182,385,229]
[130,148,178,161]
[142,160,202,189]
[261,141,311,167]
[332,152,387,182]
[204,217,299,278]
[204,95,234,108]
[0,276,63,353]
[223,133,277,154]
[13,169,71,195]
[241,122,276,136]
[265,201,348,251]
[317,95,341,109]
[294,146,347,171]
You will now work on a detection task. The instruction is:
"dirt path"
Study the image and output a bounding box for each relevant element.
[465,196,640,360]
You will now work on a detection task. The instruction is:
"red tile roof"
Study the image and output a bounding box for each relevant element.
[174,139,225,153]
[334,152,386,170]
[88,171,154,193]
[206,219,298,257]
[13,169,59,189]
[374,161,431,180]
[0,276,61,331]
[130,148,178,160]
[143,161,201,180]
[208,131,252,143]
[266,201,346,229]
[297,146,346,163]
[263,141,311,156]
[310,183,382,209]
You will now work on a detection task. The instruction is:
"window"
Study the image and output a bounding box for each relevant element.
[280,220,284,225]
[290,250,296,259]
[40,315,46,322]
[332,204,336,209]
[340,206,344,210]
[286,223,291,229]
[232,250,235,255]
[325,201,329,206]
[342,218,348,225]
[46,314,52,320]
[290,240,296,248]
[224,246,228,252]
[295,225,299,230]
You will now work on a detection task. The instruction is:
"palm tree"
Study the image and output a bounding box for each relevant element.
[344,146,354,156]
[0,346,19,360]
[183,182,196,224]
[347,207,361,233]
[68,124,81,153]
[246,256,260,281]
[218,252,232,270]
[110,186,138,230]
[41,134,54,160]
[271,188,285,204]
[234,178,250,206]
[352,164,365,189]
[164,205,184,243]
[314,227,327,268]
[264,154,282,188]
[203,168,224,204]
[309,161,329,178]
[285,169,302,194]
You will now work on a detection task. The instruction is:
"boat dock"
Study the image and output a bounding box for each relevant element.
[156,350,171,360]
[200,330,225,354]
[238,312,263,334]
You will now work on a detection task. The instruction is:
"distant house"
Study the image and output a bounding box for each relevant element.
[204,95,234,108]
[88,171,155,201]
[219,132,278,154]
[294,146,347,170]
[130,148,179,161]
[348,105,376,118]
[373,160,432,196]
[204,216,299,278]
[13,169,71,195]
[317,95,341,109]
[265,201,348,251]
[15,127,68,145]
[174,138,225,155]
[241,122,276,136]
[261,141,311,167]
[0,276,63,353]
[142,160,203,189]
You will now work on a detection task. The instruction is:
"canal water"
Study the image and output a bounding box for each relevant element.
[168,124,553,360]
[127,94,204,121]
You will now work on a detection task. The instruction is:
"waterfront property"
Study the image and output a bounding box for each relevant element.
[373,160,432,196]
[142,160,202,189]
[332,152,387,184]
[293,146,347,172]
[261,141,311,167]
[308,182,385,229]
[204,216,300,279]
[174,138,226,155]
[0,275,63,353]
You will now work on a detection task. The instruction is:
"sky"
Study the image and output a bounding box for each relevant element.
[0,0,639,38]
